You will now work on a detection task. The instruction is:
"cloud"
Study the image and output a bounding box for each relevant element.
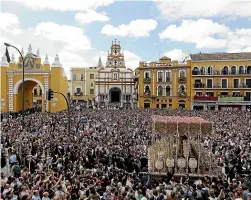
[154,0,251,20]
[123,50,142,70]
[159,19,229,49]
[0,13,19,30]
[75,10,110,24]
[1,12,142,79]
[101,19,158,37]
[226,28,251,52]
[7,0,114,11]
[164,49,189,61]
[34,22,91,51]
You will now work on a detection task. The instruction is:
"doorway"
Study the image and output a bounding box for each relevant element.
[109,87,121,102]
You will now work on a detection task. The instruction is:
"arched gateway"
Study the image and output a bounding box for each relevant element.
[0,44,68,113]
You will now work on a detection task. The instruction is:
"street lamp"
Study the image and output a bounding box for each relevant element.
[4,43,37,131]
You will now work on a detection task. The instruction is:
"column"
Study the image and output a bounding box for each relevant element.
[8,75,14,112]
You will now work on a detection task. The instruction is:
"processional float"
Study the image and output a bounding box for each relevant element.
[148,116,219,177]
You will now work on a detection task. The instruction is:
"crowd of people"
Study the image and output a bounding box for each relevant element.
[1,105,251,200]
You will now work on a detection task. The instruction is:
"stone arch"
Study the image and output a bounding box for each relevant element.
[13,78,45,95]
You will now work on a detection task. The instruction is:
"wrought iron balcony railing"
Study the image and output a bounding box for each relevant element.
[74,92,83,96]
[143,78,151,83]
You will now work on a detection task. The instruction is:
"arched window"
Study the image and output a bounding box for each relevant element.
[222,66,228,75]
[166,85,171,96]
[157,85,163,96]
[207,66,213,75]
[145,85,150,92]
[247,66,251,74]
[239,66,244,74]
[144,71,150,78]
[231,66,236,75]
[179,85,185,93]
[200,66,206,75]
[192,67,199,75]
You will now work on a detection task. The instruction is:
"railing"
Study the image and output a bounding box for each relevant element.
[192,70,251,75]
[143,78,151,83]
[143,91,151,97]
[194,96,218,101]
[74,92,83,96]
[218,96,245,102]
[194,84,205,88]
[178,77,187,83]
[178,92,186,97]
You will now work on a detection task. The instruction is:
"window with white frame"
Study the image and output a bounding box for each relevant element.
[81,74,84,81]
[144,71,150,78]
[166,71,171,82]
[158,71,163,82]
[73,74,76,81]
[166,85,171,96]
[233,79,239,88]
[157,85,163,96]
[179,70,185,78]
[221,79,228,88]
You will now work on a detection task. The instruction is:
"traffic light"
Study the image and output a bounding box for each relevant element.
[48,88,54,101]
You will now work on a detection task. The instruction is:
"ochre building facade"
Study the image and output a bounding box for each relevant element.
[0,44,68,113]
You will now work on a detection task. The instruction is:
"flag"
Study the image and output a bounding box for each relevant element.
[5,47,11,63]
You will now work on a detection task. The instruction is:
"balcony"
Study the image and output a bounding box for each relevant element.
[193,84,205,88]
[218,96,245,102]
[178,77,187,83]
[143,91,151,97]
[143,78,151,83]
[178,91,186,97]
[194,96,218,101]
[74,92,83,96]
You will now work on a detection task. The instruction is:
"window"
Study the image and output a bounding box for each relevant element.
[90,89,94,94]
[144,71,150,78]
[90,74,94,79]
[36,64,40,69]
[157,85,163,96]
[200,66,206,75]
[76,88,81,93]
[233,79,239,88]
[232,92,241,97]
[222,66,228,75]
[207,66,213,75]
[192,67,199,75]
[145,85,150,92]
[166,71,171,82]
[179,70,185,78]
[166,86,171,96]
[231,66,236,75]
[196,92,203,96]
[73,74,76,81]
[179,85,186,96]
[207,79,213,88]
[158,72,163,82]
[81,74,84,81]
[239,66,244,74]
[221,79,228,88]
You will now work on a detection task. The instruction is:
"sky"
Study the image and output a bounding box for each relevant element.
[1,0,251,79]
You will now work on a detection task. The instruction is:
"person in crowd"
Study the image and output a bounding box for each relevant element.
[1,104,251,199]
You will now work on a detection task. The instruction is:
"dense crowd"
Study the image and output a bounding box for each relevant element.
[1,106,251,200]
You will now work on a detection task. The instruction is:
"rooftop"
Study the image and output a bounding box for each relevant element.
[190,52,251,61]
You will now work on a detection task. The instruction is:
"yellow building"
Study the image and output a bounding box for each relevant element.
[0,44,68,113]
[137,56,191,109]
[189,52,251,111]
[70,57,101,102]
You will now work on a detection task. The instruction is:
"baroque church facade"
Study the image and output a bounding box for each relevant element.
[95,40,135,106]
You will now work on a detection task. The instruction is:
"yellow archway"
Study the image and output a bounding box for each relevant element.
[13,78,45,112]
[0,45,69,113]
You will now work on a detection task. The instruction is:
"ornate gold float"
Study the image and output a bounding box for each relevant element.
[149,115,218,177]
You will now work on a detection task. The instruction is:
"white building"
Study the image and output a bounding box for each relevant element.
[95,40,135,106]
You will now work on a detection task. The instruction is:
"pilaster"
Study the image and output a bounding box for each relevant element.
[44,75,49,112]
[8,75,14,111]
